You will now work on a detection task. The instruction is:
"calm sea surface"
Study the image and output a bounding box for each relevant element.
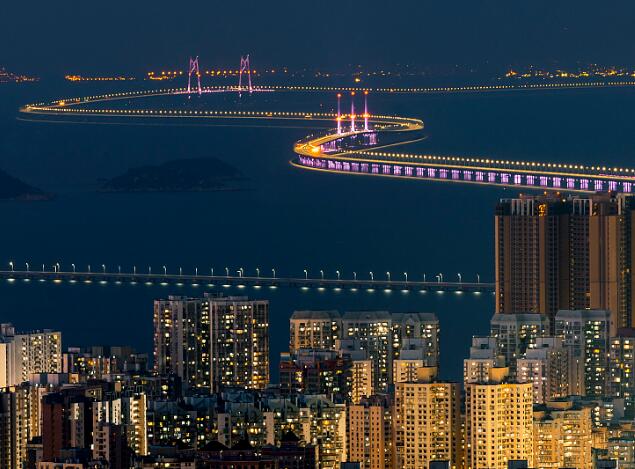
[2,82,635,381]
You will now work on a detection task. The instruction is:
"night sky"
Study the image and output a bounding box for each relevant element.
[3,0,635,76]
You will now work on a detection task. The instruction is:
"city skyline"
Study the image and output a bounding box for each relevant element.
[4,2,635,468]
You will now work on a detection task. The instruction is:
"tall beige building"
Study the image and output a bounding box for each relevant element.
[393,367,462,469]
[517,337,573,403]
[464,336,503,384]
[289,310,341,353]
[350,360,373,404]
[347,395,391,469]
[465,368,533,469]
[495,192,635,334]
[533,400,593,469]
[301,395,347,469]
[393,359,425,384]
[0,324,62,388]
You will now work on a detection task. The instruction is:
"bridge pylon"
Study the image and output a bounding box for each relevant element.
[363,90,369,131]
[336,93,342,134]
[350,91,356,132]
[187,56,202,96]
[238,54,253,97]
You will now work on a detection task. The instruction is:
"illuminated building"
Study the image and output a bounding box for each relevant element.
[0,385,32,469]
[339,312,392,393]
[555,309,610,397]
[390,313,440,367]
[261,430,317,469]
[495,193,635,334]
[154,295,269,394]
[289,310,341,354]
[92,423,130,469]
[278,350,352,401]
[465,367,533,469]
[0,323,62,387]
[209,296,269,392]
[62,345,148,379]
[393,359,425,383]
[301,395,347,469]
[153,295,211,392]
[463,336,503,384]
[606,431,635,469]
[533,400,593,469]
[339,311,439,393]
[517,337,573,403]
[608,328,635,418]
[489,313,548,375]
[93,392,148,456]
[347,395,391,469]
[393,367,462,469]
[350,360,373,404]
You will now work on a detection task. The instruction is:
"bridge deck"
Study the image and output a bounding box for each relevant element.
[0,271,494,293]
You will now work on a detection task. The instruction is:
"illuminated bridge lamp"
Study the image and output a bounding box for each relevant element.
[350,91,356,132]
[336,93,342,134]
[364,90,369,131]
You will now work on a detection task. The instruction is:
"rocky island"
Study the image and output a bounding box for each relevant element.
[101,158,246,193]
[0,169,51,201]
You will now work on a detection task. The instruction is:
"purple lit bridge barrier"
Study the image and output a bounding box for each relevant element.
[0,270,494,293]
[293,153,635,194]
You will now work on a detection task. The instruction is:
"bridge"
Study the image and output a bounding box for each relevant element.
[19,55,635,194]
[0,269,493,293]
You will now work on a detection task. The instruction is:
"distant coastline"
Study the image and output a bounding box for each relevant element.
[100,158,247,193]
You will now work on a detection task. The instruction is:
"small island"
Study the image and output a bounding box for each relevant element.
[101,158,246,193]
[0,169,51,201]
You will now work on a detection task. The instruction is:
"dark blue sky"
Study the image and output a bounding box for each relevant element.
[2,0,635,75]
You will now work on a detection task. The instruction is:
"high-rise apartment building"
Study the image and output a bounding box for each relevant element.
[495,192,635,333]
[209,296,269,392]
[339,312,393,393]
[608,328,635,418]
[289,311,341,354]
[490,313,549,374]
[555,309,610,397]
[465,368,534,469]
[517,336,573,403]
[347,395,391,469]
[0,324,62,388]
[154,295,269,393]
[0,385,32,469]
[463,336,503,384]
[393,367,463,469]
[533,399,593,469]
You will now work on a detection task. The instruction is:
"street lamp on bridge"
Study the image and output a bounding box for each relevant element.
[71,263,76,273]
[369,271,374,281]
[9,261,14,272]
[304,269,308,280]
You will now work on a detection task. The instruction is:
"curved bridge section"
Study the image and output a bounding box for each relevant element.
[20,87,635,194]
